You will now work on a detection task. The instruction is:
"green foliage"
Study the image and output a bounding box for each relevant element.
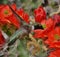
[17,40,29,57]
[2,25,12,36]
[38,39,47,57]
[0,0,8,4]
[13,0,42,15]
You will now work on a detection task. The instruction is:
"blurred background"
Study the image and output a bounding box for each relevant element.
[0,0,60,57]
[0,0,60,16]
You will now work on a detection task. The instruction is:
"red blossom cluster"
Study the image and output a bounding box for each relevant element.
[0,3,29,47]
[33,6,60,57]
[0,4,60,57]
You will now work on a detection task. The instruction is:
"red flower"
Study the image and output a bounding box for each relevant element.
[17,8,30,23]
[48,49,60,57]
[34,6,46,23]
[0,17,11,24]
[0,4,20,29]
[33,29,46,38]
[52,14,60,24]
[0,5,12,17]
[11,3,16,11]
[0,31,6,47]
[0,3,16,18]
[41,18,55,35]
[45,27,60,49]
[6,14,20,29]
[33,18,55,38]
[0,5,4,9]
[49,41,60,49]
